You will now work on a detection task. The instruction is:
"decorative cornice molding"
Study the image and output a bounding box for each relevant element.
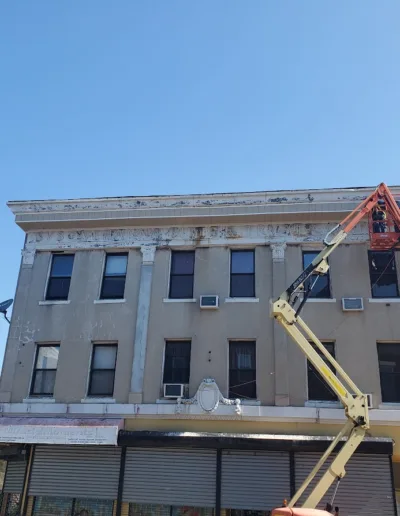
[140,245,156,264]
[22,222,369,256]
[176,378,241,415]
[271,243,287,262]
[9,186,399,215]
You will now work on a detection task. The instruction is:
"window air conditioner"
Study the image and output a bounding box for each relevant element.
[200,295,219,309]
[342,297,364,311]
[163,383,185,399]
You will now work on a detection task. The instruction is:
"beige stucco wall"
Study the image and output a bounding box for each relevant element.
[2,241,400,406]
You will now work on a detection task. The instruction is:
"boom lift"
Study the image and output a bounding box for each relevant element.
[271,184,400,516]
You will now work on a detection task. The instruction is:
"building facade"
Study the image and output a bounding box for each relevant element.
[1,186,400,516]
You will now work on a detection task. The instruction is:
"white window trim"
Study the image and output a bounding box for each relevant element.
[163,298,197,303]
[94,299,126,304]
[306,298,336,303]
[379,403,400,409]
[81,398,116,404]
[369,298,400,303]
[39,300,71,306]
[305,400,341,408]
[23,397,56,403]
[97,251,129,302]
[225,297,259,303]
[229,248,256,299]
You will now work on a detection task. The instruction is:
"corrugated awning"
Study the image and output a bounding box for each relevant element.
[0,417,123,445]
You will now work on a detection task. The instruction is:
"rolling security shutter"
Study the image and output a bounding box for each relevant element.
[123,447,216,507]
[221,450,290,511]
[29,445,121,499]
[4,460,26,493]
[295,452,395,516]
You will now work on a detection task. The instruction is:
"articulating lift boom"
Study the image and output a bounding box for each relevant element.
[271,184,400,515]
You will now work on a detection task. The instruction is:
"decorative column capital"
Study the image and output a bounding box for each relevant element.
[271,243,287,262]
[21,247,36,266]
[140,245,156,265]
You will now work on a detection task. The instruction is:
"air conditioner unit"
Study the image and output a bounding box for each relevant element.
[342,297,364,311]
[352,393,373,409]
[163,383,185,399]
[200,295,219,309]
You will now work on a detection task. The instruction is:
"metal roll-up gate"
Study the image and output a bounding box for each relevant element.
[221,450,290,511]
[123,447,216,507]
[4,460,26,493]
[295,452,396,516]
[28,445,121,499]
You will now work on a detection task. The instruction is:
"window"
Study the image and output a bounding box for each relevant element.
[30,345,60,397]
[378,343,400,403]
[229,341,256,399]
[169,251,195,299]
[46,254,74,300]
[302,251,331,298]
[88,345,117,397]
[163,341,191,384]
[100,253,128,299]
[368,251,399,298]
[230,250,255,298]
[307,342,337,402]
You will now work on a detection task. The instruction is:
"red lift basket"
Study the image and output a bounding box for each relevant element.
[368,196,400,250]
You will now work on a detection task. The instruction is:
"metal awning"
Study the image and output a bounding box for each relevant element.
[118,430,393,454]
[0,417,123,445]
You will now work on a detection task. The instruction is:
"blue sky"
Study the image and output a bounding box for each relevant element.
[1,1,400,360]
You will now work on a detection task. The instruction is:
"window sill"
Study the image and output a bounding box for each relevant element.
[81,398,116,404]
[39,300,70,306]
[163,298,197,303]
[305,400,341,408]
[241,400,261,406]
[368,298,400,303]
[306,298,336,303]
[379,403,400,409]
[225,298,259,303]
[23,397,56,403]
[94,299,126,304]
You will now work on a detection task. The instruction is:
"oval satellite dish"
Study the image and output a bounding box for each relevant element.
[0,299,13,313]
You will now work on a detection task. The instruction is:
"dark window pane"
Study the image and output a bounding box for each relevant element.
[369,251,399,298]
[229,342,256,399]
[36,346,59,369]
[105,254,128,275]
[230,275,255,297]
[302,251,331,299]
[171,252,195,274]
[51,255,74,277]
[46,277,71,300]
[89,370,115,396]
[163,341,191,384]
[31,370,56,396]
[231,251,254,274]
[101,276,126,299]
[308,343,337,402]
[378,343,400,402]
[169,275,194,299]
[304,275,330,298]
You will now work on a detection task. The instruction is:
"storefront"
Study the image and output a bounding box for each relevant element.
[0,429,396,516]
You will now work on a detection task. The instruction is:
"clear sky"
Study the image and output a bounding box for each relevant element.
[1,1,400,361]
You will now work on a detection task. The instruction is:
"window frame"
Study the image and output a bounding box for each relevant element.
[45,253,74,301]
[377,342,400,403]
[230,249,256,298]
[306,341,338,403]
[368,250,399,299]
[302,250,331,299]
[163,340,191,384]
[88,344,118,398]
[100,252,129,300]
[30,344,60,397]
[168,250,195,300]
[228,340,257,400]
